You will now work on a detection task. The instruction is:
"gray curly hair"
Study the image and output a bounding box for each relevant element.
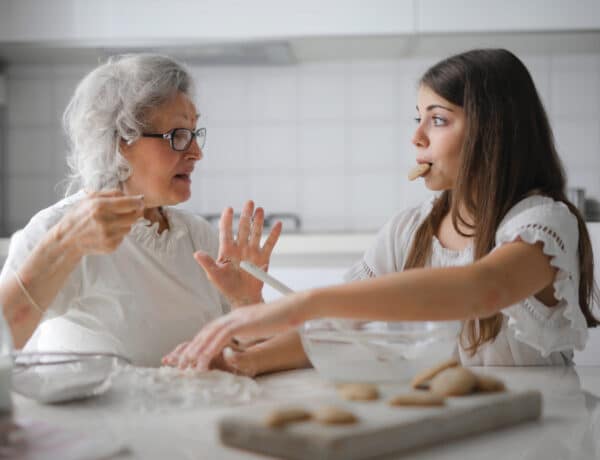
[62,54,194,195]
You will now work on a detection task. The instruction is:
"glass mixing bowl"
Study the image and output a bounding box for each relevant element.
[299,319,461,382]
[11,351,129,404]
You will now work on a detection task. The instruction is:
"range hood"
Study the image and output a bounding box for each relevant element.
[1,30,599,67]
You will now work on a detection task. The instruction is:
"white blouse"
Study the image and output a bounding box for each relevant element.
[345,194,589,366]
[0,191,229,366]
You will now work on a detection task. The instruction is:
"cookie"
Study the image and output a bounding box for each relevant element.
[389,392,445,407]
[411,358,459,390]
[337,383,379,401]
[408,163,431,181]
[430,367,478,397]
[474,374,506,393]
[264,407,312,428]
[313,406,358,425]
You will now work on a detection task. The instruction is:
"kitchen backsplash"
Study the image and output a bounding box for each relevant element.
[2,52,599,234]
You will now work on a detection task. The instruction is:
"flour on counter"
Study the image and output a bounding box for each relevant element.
[109,366,261,412]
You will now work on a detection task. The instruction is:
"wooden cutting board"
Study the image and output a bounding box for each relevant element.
[219,390,541,460]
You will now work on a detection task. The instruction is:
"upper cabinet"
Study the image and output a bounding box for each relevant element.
[0,0,415,44]
[0,75,5,106]
[0,0,597,57]
[418,0,600,33]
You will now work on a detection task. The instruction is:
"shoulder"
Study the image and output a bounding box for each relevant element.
[381,195,436,241]
[496,195,579,252]
[346,196,436,279]
[19,191,86,243]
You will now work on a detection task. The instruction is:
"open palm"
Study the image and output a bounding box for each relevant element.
[194,200,282,307]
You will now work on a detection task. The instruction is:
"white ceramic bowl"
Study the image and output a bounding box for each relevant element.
[299,319,461,382]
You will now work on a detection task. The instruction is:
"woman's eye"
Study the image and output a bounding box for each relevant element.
[432,116,447,126]
[414,117,421,124]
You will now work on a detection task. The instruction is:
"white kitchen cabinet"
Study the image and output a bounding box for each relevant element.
[418,0,600,33]
[0,0,414,44]
[0,74,5,106]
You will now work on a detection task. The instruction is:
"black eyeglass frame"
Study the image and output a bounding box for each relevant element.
[142,127,206,151]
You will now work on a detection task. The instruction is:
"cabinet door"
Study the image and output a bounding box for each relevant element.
[0,0,415,43]
[417,0,600,33]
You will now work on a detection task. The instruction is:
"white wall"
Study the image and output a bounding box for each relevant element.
[3,52,600,233]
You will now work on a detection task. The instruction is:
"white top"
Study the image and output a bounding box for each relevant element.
[345,195,589,366]
[0,192,229,367]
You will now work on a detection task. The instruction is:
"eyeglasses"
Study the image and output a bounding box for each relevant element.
[142,127,206,151]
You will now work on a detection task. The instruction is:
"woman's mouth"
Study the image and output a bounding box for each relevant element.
[174,173,191,183]
[408,163,432,181]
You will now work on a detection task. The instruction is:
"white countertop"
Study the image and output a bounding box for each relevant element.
[2,221,600,258]
[10,366,600,459]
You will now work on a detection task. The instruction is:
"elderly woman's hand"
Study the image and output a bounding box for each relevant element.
[194,200,282,307]
[55,190,145,257]
[162,292,309,371]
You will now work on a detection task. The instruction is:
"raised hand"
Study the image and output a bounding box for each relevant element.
[56,190,144,257]
[194,200,282,307]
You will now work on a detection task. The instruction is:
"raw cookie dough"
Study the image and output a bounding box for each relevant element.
[430,367,478,397]
[411,358,459,390]
[337,383,379,401]
[474,374,506,393]
[408,163,431,181]
[265,407,312,428]
[389,392,445,407]
[313,406,358,425]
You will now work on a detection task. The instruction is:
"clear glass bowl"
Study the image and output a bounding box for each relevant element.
[11,352,129,404]
[299,319,461,382]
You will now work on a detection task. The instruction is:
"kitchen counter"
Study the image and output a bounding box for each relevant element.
[10,366,600,459]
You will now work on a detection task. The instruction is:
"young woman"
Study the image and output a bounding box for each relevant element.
[164,48,599,371]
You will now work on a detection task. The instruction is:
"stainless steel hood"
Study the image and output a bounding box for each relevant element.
[0,31,599,67]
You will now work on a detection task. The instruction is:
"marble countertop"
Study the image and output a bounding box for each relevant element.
[9,365,600,459]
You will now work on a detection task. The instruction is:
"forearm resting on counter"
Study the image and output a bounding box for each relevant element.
[0,226,83,348]
[245,330,311,376]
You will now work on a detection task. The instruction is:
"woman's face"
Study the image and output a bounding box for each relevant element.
[120,91,202,207]
[412,85,465,191]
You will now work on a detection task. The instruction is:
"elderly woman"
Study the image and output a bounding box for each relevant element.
[0,54,286,367]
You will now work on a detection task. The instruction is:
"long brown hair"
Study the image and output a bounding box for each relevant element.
[404,49,599,354]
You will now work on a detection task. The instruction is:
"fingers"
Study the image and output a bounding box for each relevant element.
[162,341,189,366]
[249,207,264,248]
[177,315,241,370]
[237,200,255,244]
[218,207,234,251]
[97,189,125,198]
[262,221,282,256]
[96,194,145,214]
[193,251,218,279]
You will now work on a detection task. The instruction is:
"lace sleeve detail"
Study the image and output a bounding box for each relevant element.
[344,259,376,281]
[495,196,588,356]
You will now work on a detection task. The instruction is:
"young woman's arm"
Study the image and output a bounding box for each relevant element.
[313,240,556,322]
[167,240,556,369]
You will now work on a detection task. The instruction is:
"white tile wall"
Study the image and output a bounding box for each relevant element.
[2,51,600,234]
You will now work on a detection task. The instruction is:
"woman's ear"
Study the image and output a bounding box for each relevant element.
[119,137,133,158]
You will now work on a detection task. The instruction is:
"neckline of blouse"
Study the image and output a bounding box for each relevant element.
[431,235,474,258]
[130,207,189,254]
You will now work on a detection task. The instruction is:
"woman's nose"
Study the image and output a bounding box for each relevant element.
[412,125,429,148]
[185,139,203,161]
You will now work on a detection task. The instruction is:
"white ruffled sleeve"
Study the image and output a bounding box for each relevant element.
[494,196,588,356]
[344,199,434,281]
